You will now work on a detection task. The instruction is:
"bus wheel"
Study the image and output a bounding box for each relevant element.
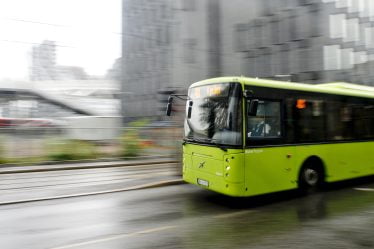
[299,161,324,193]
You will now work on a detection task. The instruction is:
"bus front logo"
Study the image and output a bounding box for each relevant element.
[199,161,205,168]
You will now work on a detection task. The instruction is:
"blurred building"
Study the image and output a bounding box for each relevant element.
[55,66,88,80]
[106,58,122,81]
[32,80,121,116]
[0,79,120,117]
[31,40,89,81]
[228,0,374,85]
[121,0,174,119]
[121,0,374,120]
[0,88,90,124]
[31,40,57,81]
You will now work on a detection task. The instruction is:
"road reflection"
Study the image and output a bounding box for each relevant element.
[178,180,374,249]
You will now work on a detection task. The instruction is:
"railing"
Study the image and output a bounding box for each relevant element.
[0,125,183,165]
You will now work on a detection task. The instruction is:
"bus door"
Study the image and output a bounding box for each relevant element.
[244,99,296,196]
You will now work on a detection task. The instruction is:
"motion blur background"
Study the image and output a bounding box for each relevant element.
[1,0,374,163]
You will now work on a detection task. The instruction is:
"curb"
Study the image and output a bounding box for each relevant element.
[0,160,179,175]
[0,179,185,206]
[0,154,178,168]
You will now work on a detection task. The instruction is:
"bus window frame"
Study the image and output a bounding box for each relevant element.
[243,85,374,147]
[245,97,286,147]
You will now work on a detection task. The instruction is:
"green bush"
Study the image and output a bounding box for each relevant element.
[120,130,141,157]
[120,118,150,158]
[47,139,98,161]
[0,137,7,164]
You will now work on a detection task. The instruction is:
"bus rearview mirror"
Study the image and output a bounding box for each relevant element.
[166,96,173,116]
[248,99,259,116]
[187,101,193,119]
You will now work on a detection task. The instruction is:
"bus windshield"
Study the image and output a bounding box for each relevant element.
[184,82,242,146]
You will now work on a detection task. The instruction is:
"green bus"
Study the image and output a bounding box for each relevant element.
[167,77,374,197]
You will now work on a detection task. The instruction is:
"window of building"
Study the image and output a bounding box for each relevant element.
[365,27,372,48]
[254,19,263,48]
[309,4,321,37]
[270,17,280,44]
[247,22,256,49]
[299,47,309,72]
[323,45,342,70]
[262,20,271,47]
[235,23,248,52]
[354,51,368,65]
[183,39,197,64]
[181,0,196,11]
[329,14,347,39]
[345,18,360,42]
[341,48,354,69]
[335,0,349,8]
[290,13,298,41]
[359,0,369,17]
[262,48,272,77]
[280,15,291,43]
[247,100,282,138]
[271,50,282,76]
[348,0,359,13]
[369,1,374,19]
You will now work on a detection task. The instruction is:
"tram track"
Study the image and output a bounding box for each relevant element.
[0,161,183,206]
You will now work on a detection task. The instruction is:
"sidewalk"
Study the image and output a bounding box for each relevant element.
[0,157,184,205]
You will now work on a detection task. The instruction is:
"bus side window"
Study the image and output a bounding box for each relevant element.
[352,102,374,139]
[326,100,353,140]
[247,100,281,138]
[294,98,325,142]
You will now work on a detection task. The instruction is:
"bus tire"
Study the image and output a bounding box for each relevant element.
[298,158,325,194]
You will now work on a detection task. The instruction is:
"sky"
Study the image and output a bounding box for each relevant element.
[0,0,121,80]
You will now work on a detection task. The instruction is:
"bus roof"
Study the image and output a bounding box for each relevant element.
[190,76,374,99]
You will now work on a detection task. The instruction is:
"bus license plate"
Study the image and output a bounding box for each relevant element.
[197,178,209,187]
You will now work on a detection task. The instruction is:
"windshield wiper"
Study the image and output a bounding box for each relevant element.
[185,138,228,152]
[210,139,228,152]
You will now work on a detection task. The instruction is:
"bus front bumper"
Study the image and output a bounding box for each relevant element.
[183,168,246,197]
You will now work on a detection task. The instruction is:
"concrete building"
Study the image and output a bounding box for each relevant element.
[30,40,57,81]
[31,40,89,81]
[121,0,374,120]
[121,0,175,119]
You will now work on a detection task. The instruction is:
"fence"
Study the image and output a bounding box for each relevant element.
[0,125,183,164]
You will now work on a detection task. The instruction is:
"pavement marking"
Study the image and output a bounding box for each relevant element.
[354,188,374,192]
[50,225,177,249]
[213,210,256,219]
[0,179,184,206]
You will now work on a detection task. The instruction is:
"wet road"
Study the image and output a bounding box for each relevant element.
[1,178,373,249]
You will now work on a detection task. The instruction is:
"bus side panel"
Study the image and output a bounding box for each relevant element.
[244,146,297,196]
[244,141,373,197]
[291,141,374,183]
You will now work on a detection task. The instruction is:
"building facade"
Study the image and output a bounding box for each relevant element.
[121,0,175,119]
[121,0,374,120]
[30,40,57,81]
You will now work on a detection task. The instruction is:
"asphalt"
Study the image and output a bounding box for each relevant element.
[2,181,373,249]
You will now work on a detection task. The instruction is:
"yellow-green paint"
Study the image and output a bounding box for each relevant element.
[183,77,374,197]
[190,76,374,99]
